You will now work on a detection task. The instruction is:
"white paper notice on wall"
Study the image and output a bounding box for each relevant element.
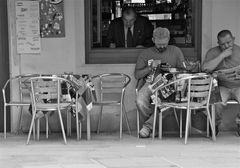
[17,36,41,54]
[16,1,41,54]
[16,19,40,36]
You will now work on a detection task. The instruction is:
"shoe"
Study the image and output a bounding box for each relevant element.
[139,126,151,138]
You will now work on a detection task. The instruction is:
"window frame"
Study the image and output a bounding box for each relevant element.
[85,0,202,64]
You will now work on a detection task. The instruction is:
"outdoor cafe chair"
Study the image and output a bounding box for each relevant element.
[91,73,131,139]
[151,73,216,144]
[26,76,81,144]
[2,74,39,139]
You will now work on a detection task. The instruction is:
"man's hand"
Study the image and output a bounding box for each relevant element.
[221,47,233,59]
[151,60,161,69]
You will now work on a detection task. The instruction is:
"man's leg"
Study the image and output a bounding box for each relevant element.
[232,87,240,136]
[232,87,240,103]
[136,83,155,137]
[215,86,231,128]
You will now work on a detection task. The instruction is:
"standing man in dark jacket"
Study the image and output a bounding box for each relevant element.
[107,6,154,48]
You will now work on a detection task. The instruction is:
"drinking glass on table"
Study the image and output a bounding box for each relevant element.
[183,59,200,72]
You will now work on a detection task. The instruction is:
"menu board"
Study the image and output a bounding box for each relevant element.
[16,1,41,54]
[40,0,65,38]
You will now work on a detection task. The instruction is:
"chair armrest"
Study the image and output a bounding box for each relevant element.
[149,74,211,93]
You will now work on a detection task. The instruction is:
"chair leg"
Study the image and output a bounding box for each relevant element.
[120,103,123,139]
[211,105,216,140]
[173,108,180,128]
[152,104,158,139]
[4,105,7,139]
[206,115,210,137]
[47,119,52,135]
[33,120,36,140]
[159,111,162,139]
[69,111,72,136]
[67,108,70,137]
[27,109,37,145]
[45,115,49,139]
[97,105,103,134]
[17,106,24,134]
[75,107,80,141]
[207,107,216,141]
[57,109,67,144]
[123,104,131,135]
[137,109,140,138]
[66,109,69,136]
[189,112,192,136]
[180,110,182,138]
[184,108,191,144]
[87,109,91,141]
[37,118,40,141]
[211,105,216,138]
[79,121,82,139]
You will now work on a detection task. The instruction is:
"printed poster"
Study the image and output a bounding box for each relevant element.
[40,0,65,38]
[16,1,41,54]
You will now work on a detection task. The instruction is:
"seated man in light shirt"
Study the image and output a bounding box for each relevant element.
[202,29,240,136]
[134,27,186,138]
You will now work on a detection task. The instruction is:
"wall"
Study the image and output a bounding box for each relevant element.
[202,0,240,58]
[8,0,240,133]
[211,0,240,46]
[8,0,78,132]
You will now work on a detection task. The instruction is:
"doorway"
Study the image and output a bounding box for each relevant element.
[0,0,10,132]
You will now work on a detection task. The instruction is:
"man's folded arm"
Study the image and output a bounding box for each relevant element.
[202,52,225,73]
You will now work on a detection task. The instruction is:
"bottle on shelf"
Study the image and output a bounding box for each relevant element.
[115,1,121,18]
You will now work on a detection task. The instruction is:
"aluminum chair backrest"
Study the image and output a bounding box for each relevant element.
[152,74,213,105]
[29,76,68,109]
[2,74,38,104]
[19,74,39,100]
[93,73,131,102]
[188,74,213,105]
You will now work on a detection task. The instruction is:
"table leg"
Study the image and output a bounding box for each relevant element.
[211,104,216,141]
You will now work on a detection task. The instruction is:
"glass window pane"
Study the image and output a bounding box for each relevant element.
[91,0,194,48]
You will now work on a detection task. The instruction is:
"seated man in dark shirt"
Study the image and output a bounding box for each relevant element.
[135,27,186,138]
[106,6,154,48]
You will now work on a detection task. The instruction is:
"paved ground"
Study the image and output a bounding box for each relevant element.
[0,132,240,168]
